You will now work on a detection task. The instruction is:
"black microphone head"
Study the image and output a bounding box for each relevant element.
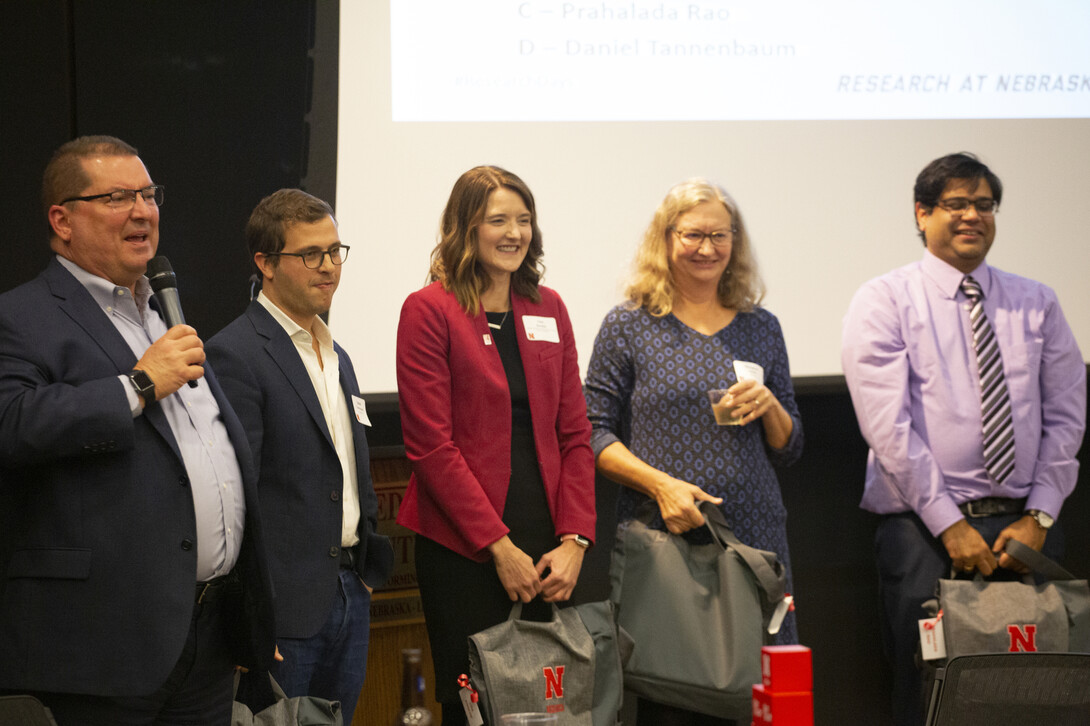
[146,256,177,292]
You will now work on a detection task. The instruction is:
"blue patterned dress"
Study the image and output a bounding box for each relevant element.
[584,304,804,643]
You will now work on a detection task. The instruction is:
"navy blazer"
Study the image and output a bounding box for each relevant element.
[0,259,275,696]
[206,300,393,638]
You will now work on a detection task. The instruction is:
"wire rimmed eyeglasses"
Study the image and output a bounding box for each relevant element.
[671,226,737,249]
[934,197,999,217]
[60,185,164,210]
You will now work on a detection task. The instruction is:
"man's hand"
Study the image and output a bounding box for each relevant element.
[135,325,205,400]
[992,515,1047,573]
[940,519,997,575]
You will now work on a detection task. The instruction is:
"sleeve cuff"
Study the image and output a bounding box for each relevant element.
[590,429,620,459]
[118,374,141,417]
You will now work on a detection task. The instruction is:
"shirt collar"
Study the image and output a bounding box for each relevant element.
[56,255,153,319]
[256,290,333,348]
[920,249,992,300]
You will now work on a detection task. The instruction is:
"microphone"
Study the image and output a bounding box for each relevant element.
[146,256,199,388]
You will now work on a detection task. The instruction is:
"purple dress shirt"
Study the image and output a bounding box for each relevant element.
[841,250,1085,537]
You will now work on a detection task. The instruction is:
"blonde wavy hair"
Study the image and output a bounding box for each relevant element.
[626,178,764,316]
[428,166,543,316]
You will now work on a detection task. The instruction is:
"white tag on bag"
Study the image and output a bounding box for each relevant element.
[919,615,947,661]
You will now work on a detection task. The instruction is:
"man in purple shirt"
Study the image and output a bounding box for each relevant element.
[842,152,1085,726]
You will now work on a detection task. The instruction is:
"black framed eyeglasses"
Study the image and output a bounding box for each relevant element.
[60,185,164,210]
[671,227,737,249]
[264,245,350,269]
[934,197,998,216]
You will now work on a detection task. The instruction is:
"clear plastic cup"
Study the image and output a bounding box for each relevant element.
[500,714,559,725]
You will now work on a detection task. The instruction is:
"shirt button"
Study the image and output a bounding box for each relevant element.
[329,546,340,559]
[179,475,190,487]
[330,491,341,502]
[181,539,193,551]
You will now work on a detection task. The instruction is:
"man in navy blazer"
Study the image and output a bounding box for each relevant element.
[0,136,276,724]
[206,189,393,724]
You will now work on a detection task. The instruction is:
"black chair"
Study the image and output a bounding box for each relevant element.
[926,652,1090,726]
[0,695,59,726]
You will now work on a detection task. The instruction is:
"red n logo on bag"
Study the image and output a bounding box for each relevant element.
[543,665,565,699]
[1007,624,1038,652]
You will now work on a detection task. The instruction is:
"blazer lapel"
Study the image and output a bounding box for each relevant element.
[247,302,335,449]
[44,260,183,460]
[46,260,138,373]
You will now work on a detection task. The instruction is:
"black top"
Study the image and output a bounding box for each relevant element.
[486,311,554,558]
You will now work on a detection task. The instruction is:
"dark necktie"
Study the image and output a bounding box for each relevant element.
[960,275,1015,484]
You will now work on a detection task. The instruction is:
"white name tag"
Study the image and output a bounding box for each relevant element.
[919,616,946,661]
[523,315,560,343]
[351,395,371,426]
[767,593,793,635]
[460,687,484,726]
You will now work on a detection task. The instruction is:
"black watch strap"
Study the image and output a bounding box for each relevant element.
[128,369,156,407]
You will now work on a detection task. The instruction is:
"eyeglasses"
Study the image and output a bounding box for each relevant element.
[264,245,350,269]
[671,227,737,249]
[934,197,998,217]
[60,185,164,210]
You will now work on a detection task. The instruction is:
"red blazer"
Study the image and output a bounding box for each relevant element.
[395,281,595,561]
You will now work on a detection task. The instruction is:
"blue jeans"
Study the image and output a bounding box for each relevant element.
[874,511,1064,726]
[271,569,372,725]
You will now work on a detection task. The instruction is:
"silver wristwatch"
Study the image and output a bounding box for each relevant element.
[563,534,592,549]
[1026,509,1054,530]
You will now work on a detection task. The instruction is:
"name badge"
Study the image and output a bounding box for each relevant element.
[351,395,371,426]
[522,315,560,343]
[919,616,946,661]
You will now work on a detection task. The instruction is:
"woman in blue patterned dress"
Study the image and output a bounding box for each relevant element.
[583,178,804,726]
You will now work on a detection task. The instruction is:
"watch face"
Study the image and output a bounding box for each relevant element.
[1030,510,1054,529]
[129,369,155,404]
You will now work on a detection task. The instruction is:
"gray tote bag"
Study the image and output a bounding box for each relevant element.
[937,539,1090,660]
[231,672,342,726]
[610,501,786,721]
[468,603,595,726]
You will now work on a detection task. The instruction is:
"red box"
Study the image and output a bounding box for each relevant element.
[751,684,813,726]
[761,645,813,693]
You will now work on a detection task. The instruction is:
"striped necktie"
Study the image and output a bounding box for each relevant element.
[960,275,1015,485]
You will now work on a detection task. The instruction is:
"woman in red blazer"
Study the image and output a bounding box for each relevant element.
[396,166,596,723]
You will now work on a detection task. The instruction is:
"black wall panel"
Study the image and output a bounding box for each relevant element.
[1,0,334,339]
